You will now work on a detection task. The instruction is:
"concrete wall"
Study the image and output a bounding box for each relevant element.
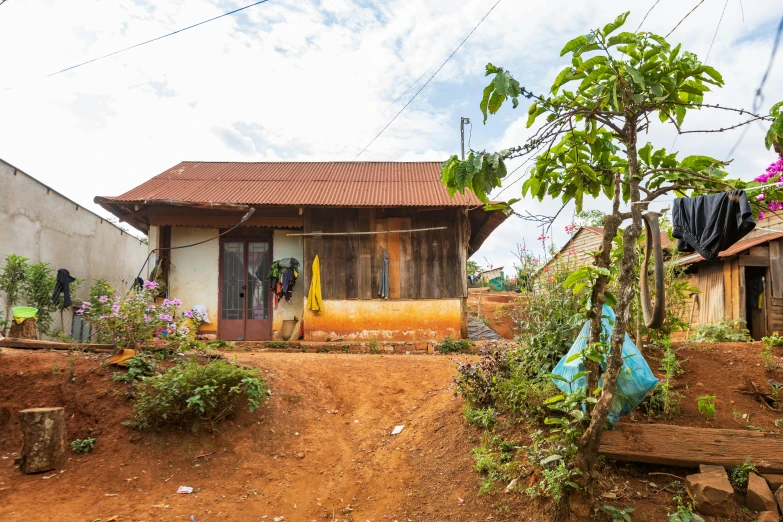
[167,227,220,329]
[303,298,462,342]
[272,229,304,338]
[0,159,148,325]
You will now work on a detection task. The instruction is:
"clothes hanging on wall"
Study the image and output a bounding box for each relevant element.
[672,190,756,262]
[307,255,322,312]
[51,269,76,308]
[268,259,299,309]
[378,249,389,299]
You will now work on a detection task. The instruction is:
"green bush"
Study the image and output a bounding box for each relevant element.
[495,368,557,420]
[71,437,96,454]
[729,457,757,487]
[464,406,498,430]
[688,320,751,343]
[763,331,783,347]
[437,337,472,354]
[129,359,267,429]
[697,395,716,419]
[113,355,156,383]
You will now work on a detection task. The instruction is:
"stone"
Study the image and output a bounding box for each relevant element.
[758,511,779,522]
[748,472,779,514]
[699,464,729,480]
[766,474,783,492]
[685,472,735,518]
[775,486,783,513]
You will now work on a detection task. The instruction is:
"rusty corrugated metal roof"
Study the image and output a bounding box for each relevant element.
[675,231,783,264]
[101,161,483,207]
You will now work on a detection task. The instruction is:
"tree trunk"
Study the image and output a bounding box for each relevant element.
[9,317,38,339]
[572,121,644,515]
[18,407,67,473]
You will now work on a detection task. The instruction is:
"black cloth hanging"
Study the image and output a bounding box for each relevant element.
[51,269,76,308]
[672,190,756,262]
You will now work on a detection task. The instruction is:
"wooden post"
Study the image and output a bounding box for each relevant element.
[8,317,37,339]
[19,407,67,473]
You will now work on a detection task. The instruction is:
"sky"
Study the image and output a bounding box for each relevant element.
[0,0,782,275]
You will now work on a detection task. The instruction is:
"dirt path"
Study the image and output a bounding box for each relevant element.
[0,350,532,521]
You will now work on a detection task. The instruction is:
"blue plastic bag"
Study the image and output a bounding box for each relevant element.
[550,305,658,428]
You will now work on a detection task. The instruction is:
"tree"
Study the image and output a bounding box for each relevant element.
[467,259,482,276]
[575,209,606,227]
[441,11,783,511]
[0,254,29,331]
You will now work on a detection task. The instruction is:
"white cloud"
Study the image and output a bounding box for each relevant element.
[0,0,781,276]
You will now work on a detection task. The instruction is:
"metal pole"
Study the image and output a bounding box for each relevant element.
[460,117,470,160]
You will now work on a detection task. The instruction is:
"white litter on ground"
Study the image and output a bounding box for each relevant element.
[391,425,404,435]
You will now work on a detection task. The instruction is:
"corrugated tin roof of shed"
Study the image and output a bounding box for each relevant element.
[675,231,783,264]
[103,161,482,207]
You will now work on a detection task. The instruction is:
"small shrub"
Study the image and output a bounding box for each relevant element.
[495,368,557,421]
[209,339,235,350]
[264,341,287,349]
[129,359,267,429]
[761,346,778,372]
[464,406,498,431]
[729,456,757,487]
[763,332,783,348]
[437,337,472,354]
[71,437,96,454]
[688,320,751,343]
[113,355,156,383]
[602,505,635,522]
[368,338,379,354]
[454,346,512,407]
[645,340,684,417]
[697,395,716,419]
[472,435,522,495]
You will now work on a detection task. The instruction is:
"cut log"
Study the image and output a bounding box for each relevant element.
[0,338,114,353]
[19,407,67,473]
[8,317,37,339]
[600,423,783,474]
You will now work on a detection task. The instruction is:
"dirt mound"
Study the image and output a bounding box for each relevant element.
[467,293,522,339]
[0,349,538,521]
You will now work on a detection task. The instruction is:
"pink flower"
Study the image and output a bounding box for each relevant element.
[98,295,108,303]
[180,326,189,335]
[75,308,84,314]
[144,316,152,322]
[143,280,159,290]
[82,301,92,307]
[184,310,194,318]
[111,304,120,312]
[171,299,181,306]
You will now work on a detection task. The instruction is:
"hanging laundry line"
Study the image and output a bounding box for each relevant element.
[287,226,446,237]
[631,181,783,205]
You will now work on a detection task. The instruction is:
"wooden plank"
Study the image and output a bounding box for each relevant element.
[600,423,783,473]
[398,217,414,299]
[739,265,746,330]
[739,255,770,267]
[430,215,443,299]
[458,209,469,298]
[770,239,783,298]
[732,258,741,322]
[331,210,347,299]
[344,209,359,300]
[387,217,401,299]
[373,218,388,299]
[0,338,114,353]
[415,213,432,298]
[358,209,372,300]
[303,208,312,294]
[723,260,733,321]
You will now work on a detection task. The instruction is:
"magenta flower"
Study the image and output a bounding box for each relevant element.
[98,295,109,303]
[75,308,84,314]
[184,310,194,318]
[143,280,159,290]
[111,304,120,312]
[82,301,92,307]
[172,299,181,306]
[180,326,189,335]
[144,316,152,322]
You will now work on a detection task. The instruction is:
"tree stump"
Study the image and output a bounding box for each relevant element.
[8,317,37,339]
[18,407,66,473]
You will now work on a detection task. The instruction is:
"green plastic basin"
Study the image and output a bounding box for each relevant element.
[12,306,38,319]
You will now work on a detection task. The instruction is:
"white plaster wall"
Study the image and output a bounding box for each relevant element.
[272,229,304,333]
[0,159,148,319]
[168,227,220,327]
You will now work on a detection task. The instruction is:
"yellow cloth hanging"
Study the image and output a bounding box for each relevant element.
[307,255,322,313]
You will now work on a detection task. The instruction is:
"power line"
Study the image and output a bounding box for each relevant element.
[636,0,661,32]
[704,0,729,63]
[7,0,271,88]
[666,0,706,38]
[353,0,502,159]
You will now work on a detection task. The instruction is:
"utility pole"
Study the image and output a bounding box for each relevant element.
[460,117,470,160]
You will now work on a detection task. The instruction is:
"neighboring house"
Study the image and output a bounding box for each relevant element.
[0,158,149,333]
[478,267,504,291]
[96,161,507,342]
[675,212,783,340]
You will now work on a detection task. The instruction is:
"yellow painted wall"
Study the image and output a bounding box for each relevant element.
[272,229,304,337]
[168,227,220,328]
[303,298,462,341]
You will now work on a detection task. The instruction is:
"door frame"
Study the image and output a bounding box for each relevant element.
[217,232,274,341]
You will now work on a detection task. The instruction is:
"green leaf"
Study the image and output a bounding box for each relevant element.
[484,63,499,76]
[551,66,575,93]
[624,64,645,88]
[675,104,686,127]
[650,83,663,98]
[494,71,508,96]
[575,55,607,73]
[560,35,588,57]
[544,394,565,404]
[601,12,629,36]
[700,65,724,85]
[607,32,637,47]
[638,142,653,165]
[479,82,494,124]
[488,90,504,116]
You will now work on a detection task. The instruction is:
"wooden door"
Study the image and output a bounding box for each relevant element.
[219,239,272,341]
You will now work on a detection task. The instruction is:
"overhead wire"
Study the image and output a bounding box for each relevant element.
[4,0,272,90]
[636,0,661,32]
[666,0,707,38]
[704,0,730,63]
[353,0,502,159]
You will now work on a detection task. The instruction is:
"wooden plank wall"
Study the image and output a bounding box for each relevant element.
[303,207,466,300]
[697,263,725,324]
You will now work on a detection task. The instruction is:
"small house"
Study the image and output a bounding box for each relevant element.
[96,161,507,342]
[676,212,783,340]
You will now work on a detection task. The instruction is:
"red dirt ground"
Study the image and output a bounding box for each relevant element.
[0,349,540,522]
[1,341,779,521]
[467,292,522,339]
